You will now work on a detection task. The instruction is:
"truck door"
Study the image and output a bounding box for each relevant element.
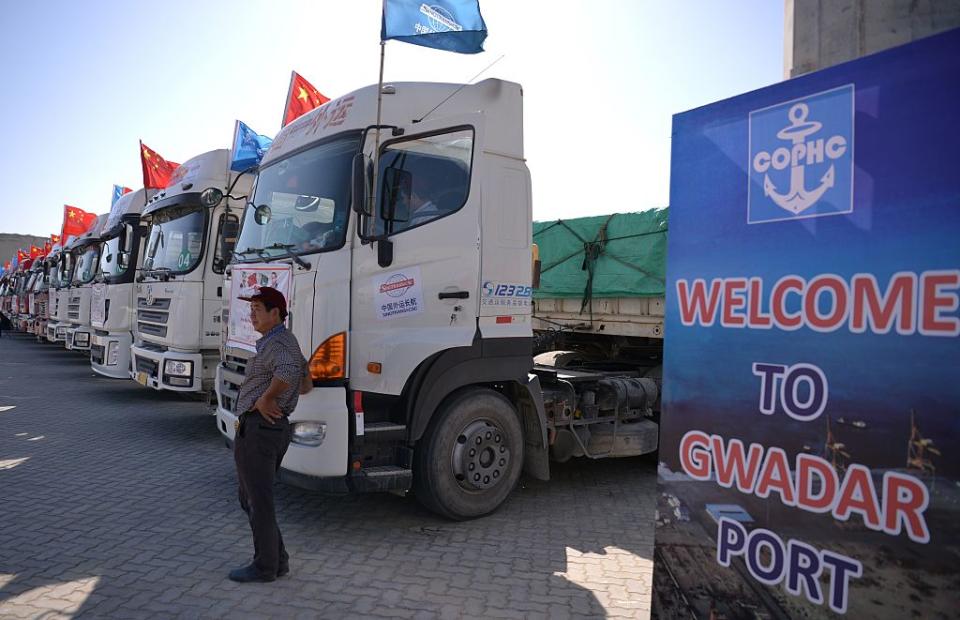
[350,118,483,396]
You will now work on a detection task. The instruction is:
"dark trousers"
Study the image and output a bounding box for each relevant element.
[234,413,292,576]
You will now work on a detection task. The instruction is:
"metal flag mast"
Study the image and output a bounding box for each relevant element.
[369,0,388,234]
[280,70,296,129]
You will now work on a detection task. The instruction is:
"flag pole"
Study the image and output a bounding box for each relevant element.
[369,0,388,234]
[139,141,149,207]
[281,70,296,129]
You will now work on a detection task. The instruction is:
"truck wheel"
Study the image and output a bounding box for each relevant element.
[414,388,524,520]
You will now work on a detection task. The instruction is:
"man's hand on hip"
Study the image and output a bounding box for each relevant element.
[254,394,283,423]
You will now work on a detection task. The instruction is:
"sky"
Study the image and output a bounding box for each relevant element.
[0,1,784,238]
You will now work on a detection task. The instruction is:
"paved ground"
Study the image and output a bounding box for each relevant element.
[0,333,655,619]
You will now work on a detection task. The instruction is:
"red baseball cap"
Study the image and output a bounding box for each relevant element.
[239,286,287,318]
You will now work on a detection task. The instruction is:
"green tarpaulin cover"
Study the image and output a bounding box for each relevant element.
[532,208,668,300]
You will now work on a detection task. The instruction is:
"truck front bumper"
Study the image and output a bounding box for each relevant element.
[214,377,349,480]
[47,322,68,343]
[65,326,92,351]
[91,331,132,379]
[130,345,203,392]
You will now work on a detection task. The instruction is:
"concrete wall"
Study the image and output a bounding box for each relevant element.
[0,233,48,268]
[784,0,960,77]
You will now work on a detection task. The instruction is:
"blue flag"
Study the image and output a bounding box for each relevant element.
[382,0,487,54]
[230,120,273,172]
[111,185,131,207]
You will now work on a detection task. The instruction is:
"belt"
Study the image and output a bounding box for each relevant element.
[243,409,289,419]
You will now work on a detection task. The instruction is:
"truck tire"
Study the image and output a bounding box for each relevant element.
[414,387,524,520]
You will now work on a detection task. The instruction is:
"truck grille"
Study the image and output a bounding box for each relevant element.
[138,310,168,324]
[137,323,168,338]
[137,296,171,339]
[219,353,250,413]
[68,296,80,320]
[137,297,171,310]
[135,356,159,378]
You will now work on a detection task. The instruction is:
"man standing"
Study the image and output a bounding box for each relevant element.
[229,286,311,583]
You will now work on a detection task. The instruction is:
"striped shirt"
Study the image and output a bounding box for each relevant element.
[236,324,308,416]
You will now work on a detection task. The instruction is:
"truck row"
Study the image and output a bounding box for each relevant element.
[0,79,665,519]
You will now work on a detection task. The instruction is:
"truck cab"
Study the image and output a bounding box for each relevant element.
[216,79,548,519]
[130,149,247,393]
[64,215,108,352]
[14,261,35,331]
[47,248,74,343]
[91,189,154,377]
[38,245,63,341]
[0,275,9,316]
[27,257,50,339]
[20,260,38,334]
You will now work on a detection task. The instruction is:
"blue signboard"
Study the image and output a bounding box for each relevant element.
[656,29,959,618]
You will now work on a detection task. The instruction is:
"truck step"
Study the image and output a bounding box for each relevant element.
[357,465,412,492]
[363,421,407,442]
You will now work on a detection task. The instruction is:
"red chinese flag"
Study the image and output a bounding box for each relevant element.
[29,245,41,259]
[140,141,181,189]
[3,261,10,271]
[61,205,97,242]
[17,249,29,262]
[281,71,330,127]
[50,234,61,244]
[44,240,52,254]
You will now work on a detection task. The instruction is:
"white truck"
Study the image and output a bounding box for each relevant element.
[46,245,73,343]
[13,261,38,333]
[129,149,247,393]
[214,79,662,520]
[90,189,154,377]
[37,246,63,341]
[63,214,108,352]
[27,258,51,340]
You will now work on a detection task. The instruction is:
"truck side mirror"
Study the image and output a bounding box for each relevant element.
[351,153,369,215]
[380,166,412,222]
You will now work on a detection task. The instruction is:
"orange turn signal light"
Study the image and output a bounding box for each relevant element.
[309,331,346,381]
[367,362,382,374]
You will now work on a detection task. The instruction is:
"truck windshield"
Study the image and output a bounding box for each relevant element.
[47,264,60,289]
[72,244,101,285]
[234,134,360,261]
[143,204,206,274]
[58,254,73,288]
[31,271,45,293]
[100,225,135,278]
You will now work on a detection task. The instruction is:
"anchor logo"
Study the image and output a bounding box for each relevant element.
[748,85,854,224]
[762,103,836,214]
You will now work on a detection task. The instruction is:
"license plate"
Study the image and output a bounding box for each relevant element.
[136,371,149,386]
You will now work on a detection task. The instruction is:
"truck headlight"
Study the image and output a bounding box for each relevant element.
[292,422,326,446]
[164,360,193,377]
[107,341,119,366]
[75,332,89,346]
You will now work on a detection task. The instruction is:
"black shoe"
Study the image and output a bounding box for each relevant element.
[277,564,289,578]
[228,564,276,583]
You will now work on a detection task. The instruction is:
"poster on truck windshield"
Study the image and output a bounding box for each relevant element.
[655,30,959,618]
[226,263,293,352]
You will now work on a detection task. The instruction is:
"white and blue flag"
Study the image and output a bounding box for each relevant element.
[230,120,274,173]
[382,0,487,54]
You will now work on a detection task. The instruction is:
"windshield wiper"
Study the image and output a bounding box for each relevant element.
[137,267,173,282]
[265,243,311,270]
[234,247,272,262]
